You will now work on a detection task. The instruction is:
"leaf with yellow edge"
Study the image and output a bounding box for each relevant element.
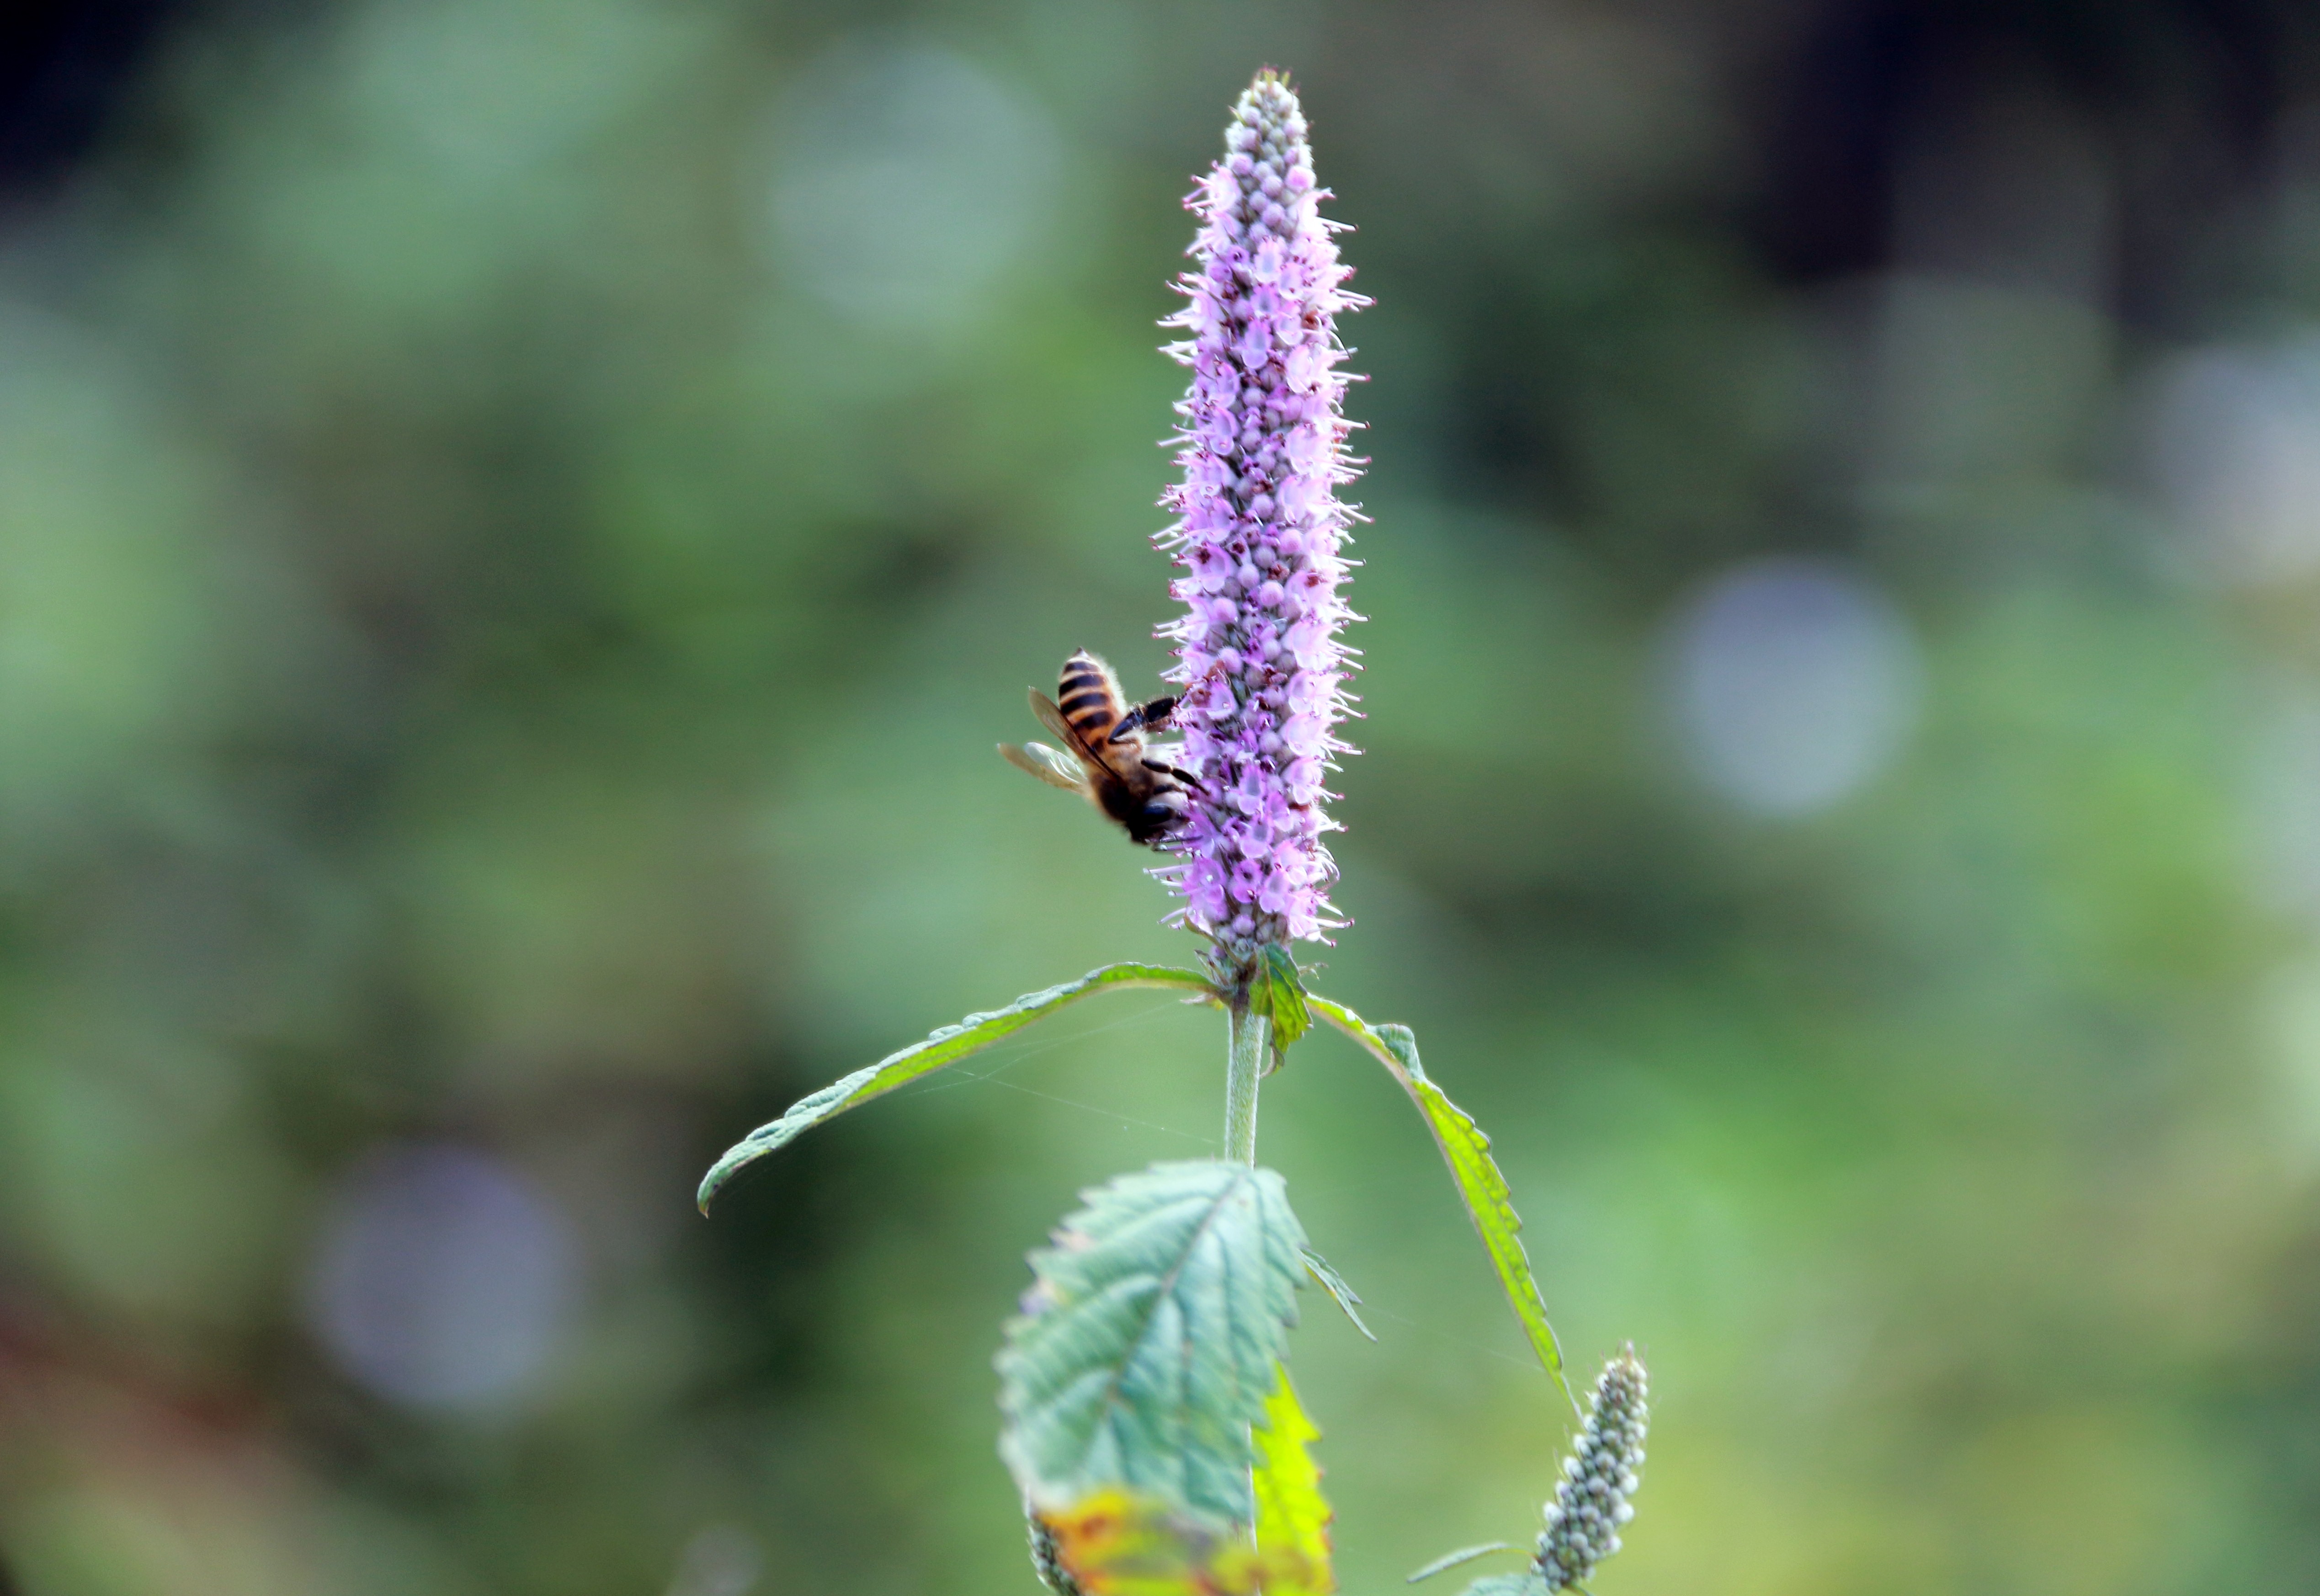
[1252,1367,1333,1594]
[1307,995,1575,1415]
[1036,1490,1320,1596]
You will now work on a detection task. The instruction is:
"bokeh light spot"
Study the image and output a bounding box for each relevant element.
[347,0,677,183]
[2241,687,2320,919]
[760,38,1063,329]
[305,1143,579,1412]
[1663,558,1924,816]
[666,1526,763,1596]
[2147,333,2320,586]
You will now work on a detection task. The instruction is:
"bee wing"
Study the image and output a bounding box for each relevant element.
[999,740,1092,794]
[1027,688,1086,750]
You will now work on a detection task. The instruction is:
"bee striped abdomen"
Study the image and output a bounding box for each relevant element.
[1006,649,1188,847]
[1058,650,1125,744]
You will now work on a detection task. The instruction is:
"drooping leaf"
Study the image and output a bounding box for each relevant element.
[1405,1543,1519,1584]
[1249,944,1312,1052]
[1307,996,1573,1410]
[1252,1366,1333,1594]
[1035,1490,1317,1596]
[1000,1161,1308,1527]
[1298,1247,1374,1342]
[698,964,1218,1211]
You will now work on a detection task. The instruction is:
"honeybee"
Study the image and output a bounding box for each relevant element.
[999,649,1200,846]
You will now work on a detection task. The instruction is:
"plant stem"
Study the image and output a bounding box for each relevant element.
[1225,996,1269,1165]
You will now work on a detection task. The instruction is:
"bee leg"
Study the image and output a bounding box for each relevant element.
[1107,694,1179,743]
[1143,759,1210,797]
[1110,657,1234,743]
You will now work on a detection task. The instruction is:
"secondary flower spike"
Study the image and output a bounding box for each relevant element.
[1157,69,1365,957]
[1535,1347,1648,1591]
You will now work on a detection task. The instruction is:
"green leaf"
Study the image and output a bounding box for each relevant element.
[1298,1247,1375,1342]
[999,1160,1309,1527]
[1307,996,1574,1412]
[1252,1366,1333,1593]
[1459,1575,1550,1596]
[1405,1543,1518,1584]
[1249,943,1312,1051]
[697,964,1218,1211]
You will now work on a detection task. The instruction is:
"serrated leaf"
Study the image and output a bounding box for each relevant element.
[1252,1367,1332,1593]
[1035,1490,1318,1596]
[1249,944,1312,1051]
[1000,1161,1308,1527]
[1307,996,1573,1411]
[698,964,1218,1211]
[1405,1543,1518,1584]
[1298,1248,1374,1342]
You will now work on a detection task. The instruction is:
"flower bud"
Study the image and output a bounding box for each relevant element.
[1533,1349,1649,1591]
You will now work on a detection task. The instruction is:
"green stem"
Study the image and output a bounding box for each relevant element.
[1225,997,1269,1165]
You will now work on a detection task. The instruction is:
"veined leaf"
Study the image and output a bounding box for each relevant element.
[1035,1490,1319,1596]
[1252,1367,1333,1594]
[1000,1161,1307,1527]
[1307,996,1574,1411]
[1405,1543,1518,1584]
[1298,1248,1374,1342]
[698,964,1218,1211]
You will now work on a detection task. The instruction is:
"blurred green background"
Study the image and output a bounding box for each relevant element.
[8,1,2320,1592]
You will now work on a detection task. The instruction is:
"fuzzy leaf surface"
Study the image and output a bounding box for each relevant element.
[1000,1160,1307,1527]
[1308,996,1572,1409]
[1252,1366,1333,1593]
[698,964,1217,1210]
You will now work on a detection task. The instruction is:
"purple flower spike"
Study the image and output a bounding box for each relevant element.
[1156,69,1365,958]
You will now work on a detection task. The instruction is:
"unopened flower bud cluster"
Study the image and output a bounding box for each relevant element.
[1156,69,1365,957]
[1535,1348,1647,1591]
